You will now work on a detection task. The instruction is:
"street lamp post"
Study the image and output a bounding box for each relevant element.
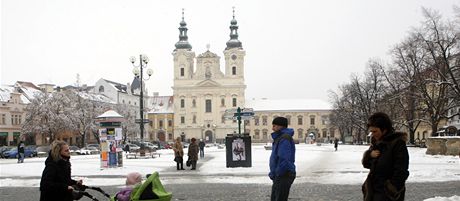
[130,54,153,142]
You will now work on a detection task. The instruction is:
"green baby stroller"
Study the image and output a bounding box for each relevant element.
[111,172,172,201]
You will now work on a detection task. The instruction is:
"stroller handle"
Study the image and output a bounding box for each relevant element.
[73,190,99,201]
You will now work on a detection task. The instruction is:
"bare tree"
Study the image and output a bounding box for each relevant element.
[22,92,78,144]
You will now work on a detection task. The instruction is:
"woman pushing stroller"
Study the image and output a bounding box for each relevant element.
[40,140,83,201]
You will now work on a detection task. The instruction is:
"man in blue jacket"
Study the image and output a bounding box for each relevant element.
[269,117,296,201]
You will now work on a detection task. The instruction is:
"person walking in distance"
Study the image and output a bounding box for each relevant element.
[269,117,296,201]
[198,139,205,158]
[334,138,339,151]
[17,141,25,163]
[173,137,185,170]
[362,112,409,201]
[188,138,199,170]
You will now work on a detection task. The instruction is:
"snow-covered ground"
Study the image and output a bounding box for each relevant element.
[1,144,459,200]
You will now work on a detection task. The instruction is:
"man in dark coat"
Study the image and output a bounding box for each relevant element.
[198,139,205,158]
[362,112,409,201]
[40,140,81,201]
[17,141,25,163]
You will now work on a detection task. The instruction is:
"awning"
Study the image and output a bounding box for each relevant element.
[13,132,20,137]
[0,132,8,137]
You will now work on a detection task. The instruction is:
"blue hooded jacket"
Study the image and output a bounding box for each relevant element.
[269,128,296,180]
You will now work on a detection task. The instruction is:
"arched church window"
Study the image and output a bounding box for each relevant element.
[232,66,237,75]
[98,86,104,92]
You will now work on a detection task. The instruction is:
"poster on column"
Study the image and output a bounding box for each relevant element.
[99,129,107,141]
[115,128,122,140]
[232,138,246,161]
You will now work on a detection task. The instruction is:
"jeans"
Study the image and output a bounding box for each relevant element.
[271,173,296,201]
[199,148,204,158]
[18,153,25,163]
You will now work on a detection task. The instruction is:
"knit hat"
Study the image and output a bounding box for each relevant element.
[126,172,142,185]
[272,117,288,127]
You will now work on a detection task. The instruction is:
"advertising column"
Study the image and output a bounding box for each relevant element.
[95,110,124,168]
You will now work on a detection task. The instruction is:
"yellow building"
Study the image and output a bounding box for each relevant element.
[148,96,174,142]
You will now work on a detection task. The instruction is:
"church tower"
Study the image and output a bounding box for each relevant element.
[172,9,195,81]
[172,8,246,143]
[224,8,246,80]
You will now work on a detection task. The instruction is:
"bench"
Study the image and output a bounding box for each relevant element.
[126,150,161,159]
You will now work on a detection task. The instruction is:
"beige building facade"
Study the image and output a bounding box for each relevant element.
[172,12,245,143]
[245,99,339,143]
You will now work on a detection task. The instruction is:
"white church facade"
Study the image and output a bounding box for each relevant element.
[172,10,245,143]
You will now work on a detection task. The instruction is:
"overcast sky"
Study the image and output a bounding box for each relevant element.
[1,0,458,102]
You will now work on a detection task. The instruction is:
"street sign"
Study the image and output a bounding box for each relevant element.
[235,112,255,117]
[224,108,254,114]
[242,108,253,112]
[135,119,151,124]
[232,116,253,120]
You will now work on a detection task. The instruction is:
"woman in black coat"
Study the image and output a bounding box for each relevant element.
[40,140,82,201]
[362,112,409,201]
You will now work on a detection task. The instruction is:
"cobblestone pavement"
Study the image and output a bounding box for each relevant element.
[1,181,458,201]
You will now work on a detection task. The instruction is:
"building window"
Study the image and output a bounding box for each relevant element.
[168,120,172,127]
[254,116,259,126]
[193,115,196,124]
[322,129,327,138]
[98,86,104,92]
[310,116,315,125]
[19,115,22,125]
[232,66,237,75]
[1,114,5,125]
[180,68,184,76]
[262,129,268,140]
[286,115,291,125]
[245,119,250,126]
[181,99,185,108]
[298,129,303,139]
[232,98,237,107]
[297,116,303,125]
[205,99,212,113]
[221,115,226,123]
[192,99,196,107]
[180,116,185,124]
[254,130,260,139]
[168,133,173,140]
[159,120,163,128]
[330,129,335,138]
[221,98,225,107]
[262,116,267,126]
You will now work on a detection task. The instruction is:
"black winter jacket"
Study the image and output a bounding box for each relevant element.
[39,154,77,201]
[362,131,409,201]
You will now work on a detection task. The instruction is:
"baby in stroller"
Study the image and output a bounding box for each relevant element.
[115,172,143,201]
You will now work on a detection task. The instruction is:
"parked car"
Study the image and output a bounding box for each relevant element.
[69,146,93,155]
[126,143,140,152]
[141,142,158,152]
[0,146,13,158]
[85,144,100,150]
[69,145,80,155]
[3,147,35,158]
[35,146,51,157]
[26,145,38,157]
[85,147,100,155]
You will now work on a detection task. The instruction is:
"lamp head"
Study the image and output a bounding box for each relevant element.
[147,69,153,76]
[132,68,140,76]
[130,56,136,64]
